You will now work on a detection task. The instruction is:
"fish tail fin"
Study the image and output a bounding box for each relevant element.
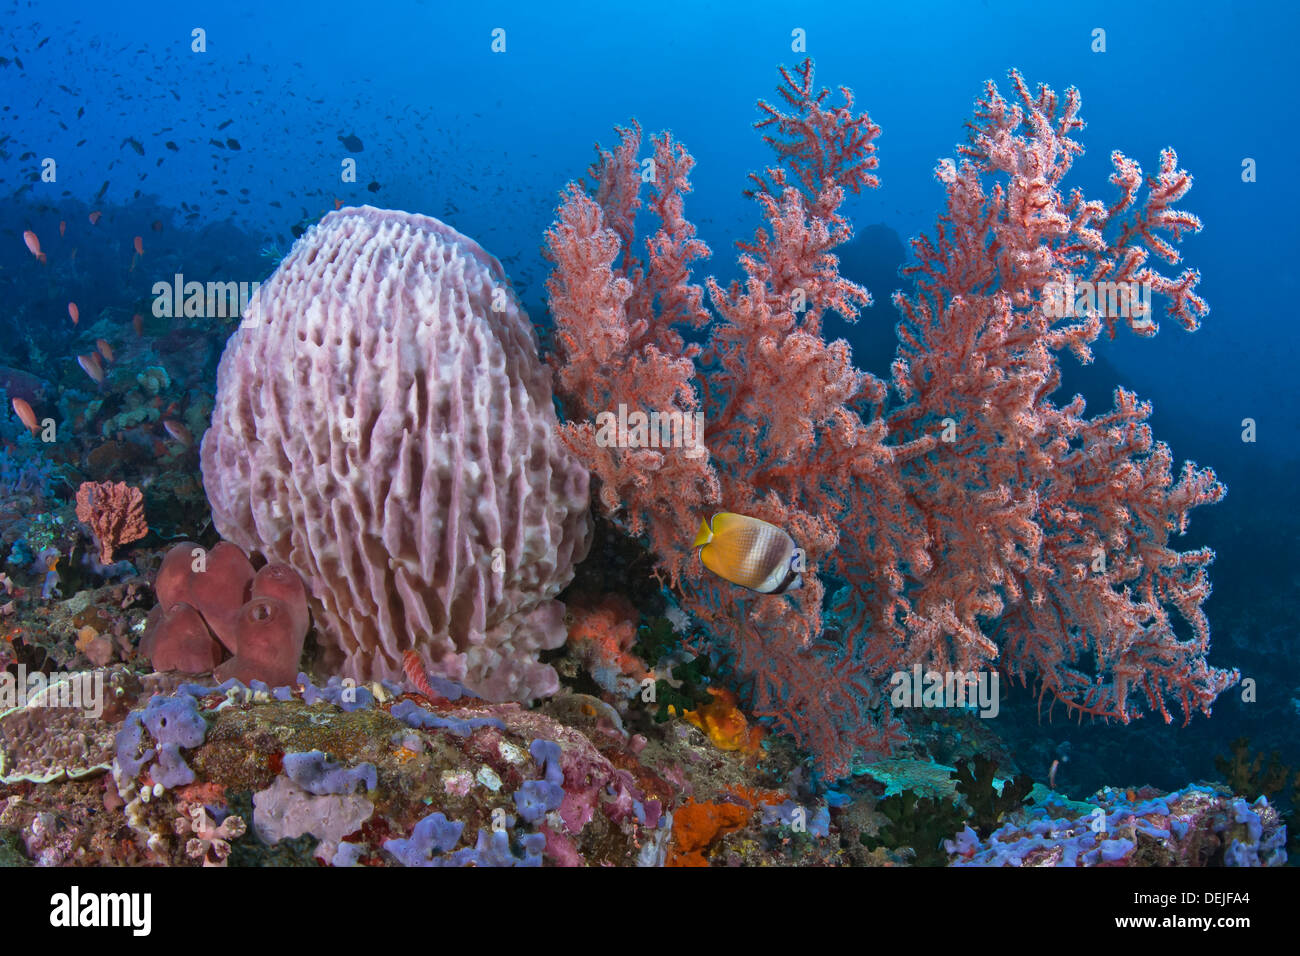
[692,518,713,549]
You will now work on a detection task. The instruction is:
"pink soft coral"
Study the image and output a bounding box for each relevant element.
[566,595,648,699]
[546,60,1232,779]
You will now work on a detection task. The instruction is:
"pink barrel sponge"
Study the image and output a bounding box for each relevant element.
[199,206,591,701]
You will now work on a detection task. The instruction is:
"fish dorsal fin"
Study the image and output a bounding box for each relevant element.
[692,517,715,549]
[708,513,750,538]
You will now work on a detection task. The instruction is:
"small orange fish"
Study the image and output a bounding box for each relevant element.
[77,352,104,385]
[88,210,102,225]
[68,302,79,325]
[162,419,193,446]
[11,397,38,434]
[133,236,144,256]
[58,220,66,238]
[151,220,163,233]
[22,230,45,263]
[95,339,114,362]
[132,313,144,337]
[334,198,344,210]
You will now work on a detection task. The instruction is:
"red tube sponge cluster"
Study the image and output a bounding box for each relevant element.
[142,541,309,686]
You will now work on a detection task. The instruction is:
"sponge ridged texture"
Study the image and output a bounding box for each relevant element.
[200,206,590,700]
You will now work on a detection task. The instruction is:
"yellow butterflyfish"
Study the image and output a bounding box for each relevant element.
[693,512,803,594]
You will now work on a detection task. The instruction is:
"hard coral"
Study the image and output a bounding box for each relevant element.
[861,790,967,867]
[175,803,246,867]
[951,755,1034,838]
[201,205,591,701]
[0,680,118,784]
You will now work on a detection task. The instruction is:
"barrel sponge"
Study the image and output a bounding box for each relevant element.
[199,206,591,701]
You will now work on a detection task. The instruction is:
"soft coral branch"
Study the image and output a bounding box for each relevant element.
[750,58,882,215]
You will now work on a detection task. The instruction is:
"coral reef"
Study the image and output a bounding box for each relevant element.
[0,661,1282,868]
[0,50,1269,874]
[945,787,1287,867]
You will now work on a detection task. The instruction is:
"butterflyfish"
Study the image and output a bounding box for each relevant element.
[693,512,804,594]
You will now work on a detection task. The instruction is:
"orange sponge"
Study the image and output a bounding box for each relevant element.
[667,799,752,867]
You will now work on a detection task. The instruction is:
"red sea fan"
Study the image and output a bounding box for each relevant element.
[547,60,913,777]
[546,61,1232,779]
[75,480,147,566]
